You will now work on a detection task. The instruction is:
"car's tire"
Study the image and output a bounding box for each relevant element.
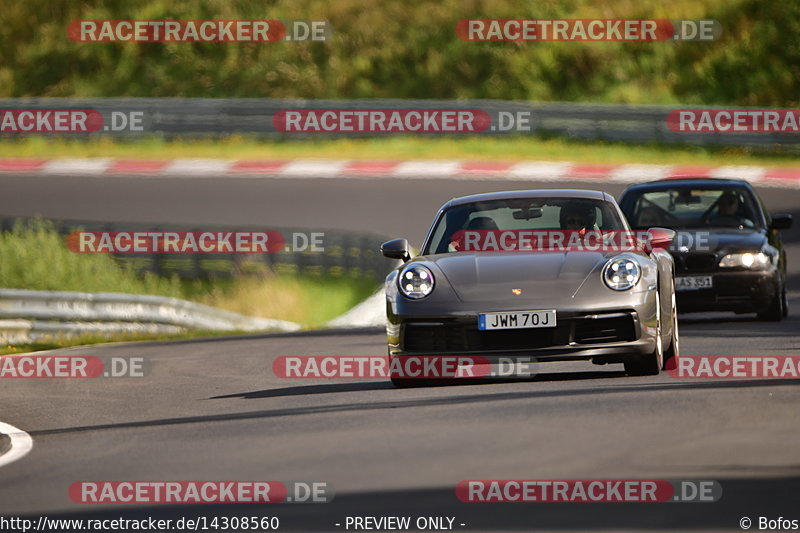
[625,289,663,376]
[782,287,789,319]
[758,285,785,322]
[662,287,679,369]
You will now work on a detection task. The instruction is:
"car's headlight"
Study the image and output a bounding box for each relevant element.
[399,264,435,299]
[602,256,641,291]
[718,252,771,269]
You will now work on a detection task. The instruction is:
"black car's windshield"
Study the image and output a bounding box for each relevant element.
[424,197,625,254]
[624,186,763,230]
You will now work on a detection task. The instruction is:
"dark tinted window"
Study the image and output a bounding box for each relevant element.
[424,198,624,254]
[623,186,762,230]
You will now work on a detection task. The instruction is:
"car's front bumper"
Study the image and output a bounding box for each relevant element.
[388,309,656,364]
[676,269,781,313]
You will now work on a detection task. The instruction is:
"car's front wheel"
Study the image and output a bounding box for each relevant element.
[783,288,789,318]
[758,284,785,322]
[625,289,663,376]
[662,287,679,369]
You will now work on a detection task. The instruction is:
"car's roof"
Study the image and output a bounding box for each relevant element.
[623,177,754,193]
[446,189,610,208]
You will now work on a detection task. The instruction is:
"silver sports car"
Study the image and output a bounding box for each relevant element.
[381,190,679,386]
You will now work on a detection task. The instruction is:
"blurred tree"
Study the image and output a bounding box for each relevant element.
[0,0,795,106]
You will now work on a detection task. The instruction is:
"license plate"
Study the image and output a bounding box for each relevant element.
[478,310,557,330]
[675,276,713,291]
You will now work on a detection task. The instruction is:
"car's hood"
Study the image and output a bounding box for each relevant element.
[674,229,767,253]
[425,252,615,302]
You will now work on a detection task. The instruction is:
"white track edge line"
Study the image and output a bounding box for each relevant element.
[0,420,33,469]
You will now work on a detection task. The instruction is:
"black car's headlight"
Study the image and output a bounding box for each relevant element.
[718,252,771,269]
[399,264,434,299]
[602,256,641,291]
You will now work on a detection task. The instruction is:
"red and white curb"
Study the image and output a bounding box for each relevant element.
[2,158,800,188]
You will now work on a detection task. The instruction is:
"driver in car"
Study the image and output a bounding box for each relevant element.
[636,206,663,228]
[560,203,594,232]
[709,192,754,227]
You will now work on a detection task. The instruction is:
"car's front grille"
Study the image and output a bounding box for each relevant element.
[402,313,637,353]
[402,323,569,352]
[676,253,718,272]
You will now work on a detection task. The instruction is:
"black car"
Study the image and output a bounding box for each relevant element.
[619,178,792,321]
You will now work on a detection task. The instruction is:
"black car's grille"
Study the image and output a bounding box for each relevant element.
[676,253,718,273]
[402,313,636,353]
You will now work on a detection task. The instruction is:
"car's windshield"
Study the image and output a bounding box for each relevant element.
[424,197,625,254]
[624,186,762,230]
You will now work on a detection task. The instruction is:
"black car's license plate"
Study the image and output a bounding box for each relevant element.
[675,276,713,291]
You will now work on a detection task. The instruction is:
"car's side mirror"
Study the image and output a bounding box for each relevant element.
[381,238,411,261]
[770,213,792,230]
[643,227,676,253]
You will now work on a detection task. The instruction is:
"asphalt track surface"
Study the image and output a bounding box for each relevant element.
[1,173,800,532]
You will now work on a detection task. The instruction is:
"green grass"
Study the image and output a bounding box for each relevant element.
[2,136,799,167]
[195,275,376,326]
[0,220,185,296]
[0,221,379,331]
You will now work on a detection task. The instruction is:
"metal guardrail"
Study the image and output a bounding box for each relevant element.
[1,98,798,148]
[0,288,300,344]
[0,218,396,344]
[0,318,185,345]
